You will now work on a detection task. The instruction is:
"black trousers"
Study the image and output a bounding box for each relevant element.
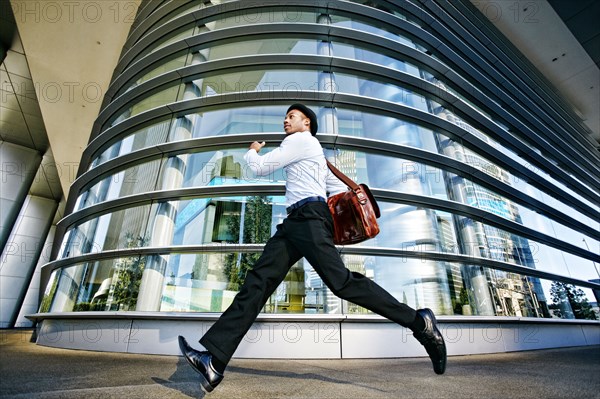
[200,201,418,365]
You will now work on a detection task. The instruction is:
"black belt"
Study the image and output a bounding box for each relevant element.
[286,196,326,214]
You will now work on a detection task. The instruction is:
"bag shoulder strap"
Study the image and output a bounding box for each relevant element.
[326,160,360,191]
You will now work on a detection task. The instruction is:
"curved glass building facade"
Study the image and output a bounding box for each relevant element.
[37,0,599,346]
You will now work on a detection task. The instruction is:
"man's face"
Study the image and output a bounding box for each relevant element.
[284,110,310,135]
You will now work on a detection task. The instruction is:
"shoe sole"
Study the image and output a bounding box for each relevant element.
[178,336,215,393]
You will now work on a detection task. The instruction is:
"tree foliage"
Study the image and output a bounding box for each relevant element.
[549,281,597,320]
[110,233,148,310]
[223,197,272,290]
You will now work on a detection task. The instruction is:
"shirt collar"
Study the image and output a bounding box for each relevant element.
[285,130,311,138]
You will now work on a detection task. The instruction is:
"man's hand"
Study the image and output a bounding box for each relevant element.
[250,141,266,153]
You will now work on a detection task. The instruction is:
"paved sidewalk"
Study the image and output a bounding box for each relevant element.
[1,329,599,398]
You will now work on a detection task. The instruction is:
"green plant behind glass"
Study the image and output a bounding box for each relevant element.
[223,196,272,291]
[108,233,148,310]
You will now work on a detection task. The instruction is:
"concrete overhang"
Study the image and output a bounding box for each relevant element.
[10,0,141,196]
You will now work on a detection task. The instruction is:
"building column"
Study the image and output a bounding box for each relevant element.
[0,195,57,327]
[0,142,42,252]
[14,226,56,327]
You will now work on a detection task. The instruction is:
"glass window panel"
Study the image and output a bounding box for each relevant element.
[76,160,162,211]
[207,8,320,29]
[180,105,332,137]
[527,239,600,282]
[48,265,82,312]
[160,253,324,314]
[130,53,188,89]
[334,108,447,151]
[333,72,429,111]
[167,196,286,247]
[330,15,419,48]
[198,69,322,98]
[439,263,599,319]
[327,149,448,197]
[58,205,152,259]
[147,26,196,54]
[540,279,599,320]
[332,41,421,76]
[38,269,59,313]
[439,133,597,241]
[161,2,208,25]
[82,148,287,210]
[46,256,600,318]
[179,148,286,187]
[109,85,181,128]
[193,38,320,65]
[90,119,171,169]
[49,256,152,312]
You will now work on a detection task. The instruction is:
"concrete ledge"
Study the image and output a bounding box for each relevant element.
[30,313,600,358]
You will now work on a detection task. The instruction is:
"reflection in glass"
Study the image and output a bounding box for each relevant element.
[109,85,181,128]
[93,106,450,170]
[129,53,188,90]
[76,160,162,211]
[160,253,313,314]
[330,14,419,47]
[549,282,597,320]
[110,65,455,130]
[125,36,434,95]
[49,248,148,313]
[38,270,59,313]
[58,205,152,259]
[90,119,171,168]
[45,255,599,320]
[49,2,600,325]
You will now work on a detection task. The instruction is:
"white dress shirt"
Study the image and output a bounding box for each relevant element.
[244,131,348,207]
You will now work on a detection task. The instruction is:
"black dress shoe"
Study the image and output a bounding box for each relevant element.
[413,308,447,375]
[178,336,224,392]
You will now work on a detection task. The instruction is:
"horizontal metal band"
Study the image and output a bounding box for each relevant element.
[69,133,599,243]
[80,92,600,221]
[55,183,600,264]
[427,0,600,166]
[103,22,600,193]
[109,0,600,191]
[40,243,600,291]
[25,310,600,325]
